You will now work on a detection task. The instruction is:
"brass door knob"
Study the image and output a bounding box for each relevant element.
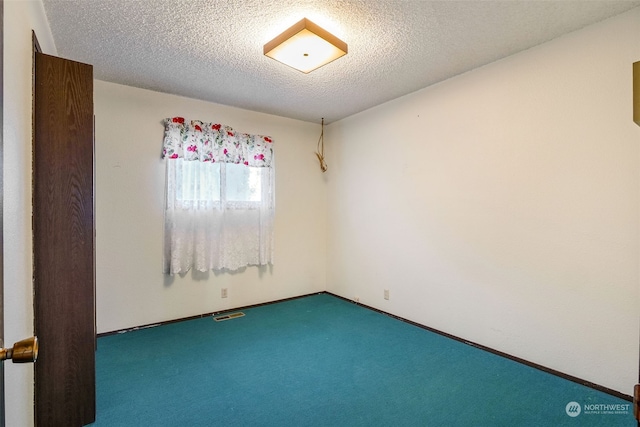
[0,336,39,363]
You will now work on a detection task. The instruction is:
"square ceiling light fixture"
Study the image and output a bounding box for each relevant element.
[264,18,347,74]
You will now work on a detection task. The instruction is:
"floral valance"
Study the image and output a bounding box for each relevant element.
[162,117,274,167]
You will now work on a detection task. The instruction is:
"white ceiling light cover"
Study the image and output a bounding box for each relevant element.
[264,18,348,74]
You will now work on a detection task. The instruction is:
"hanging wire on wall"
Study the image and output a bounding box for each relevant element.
[315,118,328,172]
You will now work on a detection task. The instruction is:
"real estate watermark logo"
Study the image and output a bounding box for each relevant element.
[565,402,581,417]
[565,401,631,417]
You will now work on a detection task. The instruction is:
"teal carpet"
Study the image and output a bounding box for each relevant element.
[91,294,634,426]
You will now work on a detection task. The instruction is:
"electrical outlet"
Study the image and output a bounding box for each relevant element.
[384,289,389,300]
[221,288,228,298]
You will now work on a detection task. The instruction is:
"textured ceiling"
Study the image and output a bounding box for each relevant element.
[42,0,640,124]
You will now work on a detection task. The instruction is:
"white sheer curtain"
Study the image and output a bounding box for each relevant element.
[162,117,275,274]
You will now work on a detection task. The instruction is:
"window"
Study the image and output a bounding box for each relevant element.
[162,117,275,274]
[176,161,263,204]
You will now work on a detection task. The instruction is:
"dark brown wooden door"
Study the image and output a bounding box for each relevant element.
[33,52,95,427]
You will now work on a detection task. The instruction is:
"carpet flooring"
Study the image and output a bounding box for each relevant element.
[90,293,635,426]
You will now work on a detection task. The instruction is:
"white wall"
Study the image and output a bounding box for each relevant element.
[94,81,327,333]
[326,8,640,395]
[3,1,56,426]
